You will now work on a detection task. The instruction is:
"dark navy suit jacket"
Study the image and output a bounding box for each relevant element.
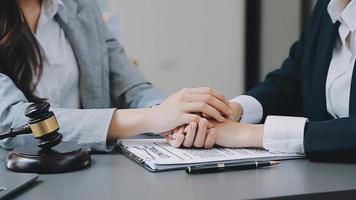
[246,0,356,162]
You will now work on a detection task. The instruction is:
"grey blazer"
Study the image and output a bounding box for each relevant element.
[0,0,164,151]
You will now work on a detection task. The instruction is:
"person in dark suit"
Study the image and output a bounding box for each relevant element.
[165,0,356,162]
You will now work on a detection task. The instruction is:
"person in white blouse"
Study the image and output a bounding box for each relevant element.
[166,0,356,162]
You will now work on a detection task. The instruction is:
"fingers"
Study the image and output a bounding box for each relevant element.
[179,114,201,125]
[185,87,227,104]
[182,122,197,147]
[187,94,232,117]
[179,114,214,127]
[201,114,215,129]
[184,102,225,122]
[207,120,214,128]
[160,129,174,137]
[184,120,213,132]
[185,119,216,148]
[165,127,185,148]
[204,128,217,149]
[193,118,209,148]
[228,101,243,121]
[166,122,216,149]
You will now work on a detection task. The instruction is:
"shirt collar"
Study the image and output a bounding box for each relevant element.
[36,0,64,63]
[328,0,356,32]
[36,0,63,32]
[42,0,64,20]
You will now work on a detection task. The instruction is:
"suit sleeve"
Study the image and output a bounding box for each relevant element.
[0,73,116,152]
[304,118,356,162]
[245,35,304,121]
[245,1,328,121]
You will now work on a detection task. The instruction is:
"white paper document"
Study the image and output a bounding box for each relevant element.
[119,139,303,172]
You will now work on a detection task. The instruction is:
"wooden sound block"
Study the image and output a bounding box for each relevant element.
[6,141,91,174]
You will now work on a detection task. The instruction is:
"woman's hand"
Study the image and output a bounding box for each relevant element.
[228,102,243,121]
[108,87,231,139]
[150,87,232,133]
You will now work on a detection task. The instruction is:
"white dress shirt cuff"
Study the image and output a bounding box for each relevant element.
[263,116,308,154]
[230,95,263,123]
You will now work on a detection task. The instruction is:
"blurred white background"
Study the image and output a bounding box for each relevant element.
[99,0,245,98]
[96,0,316,97]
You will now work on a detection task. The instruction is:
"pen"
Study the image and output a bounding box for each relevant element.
[186,161,279,174]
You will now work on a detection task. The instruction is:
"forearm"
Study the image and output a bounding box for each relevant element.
[214,121,264,148]
[108,108,158,139]
[249,124,264,147]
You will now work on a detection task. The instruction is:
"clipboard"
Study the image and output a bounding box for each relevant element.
[118,139,304,173]
[118,142,182,172]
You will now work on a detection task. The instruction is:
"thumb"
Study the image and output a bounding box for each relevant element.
[160,129,174,137]
[165,132,184,148]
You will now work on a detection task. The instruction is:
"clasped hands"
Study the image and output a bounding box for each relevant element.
[153,87,264,149]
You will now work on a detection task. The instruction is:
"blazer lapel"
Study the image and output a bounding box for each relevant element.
[349,62,356,116]
[311,12,339,120]
[55,1,103,109]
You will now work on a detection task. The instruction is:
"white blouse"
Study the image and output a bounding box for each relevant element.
[33,0,81,109]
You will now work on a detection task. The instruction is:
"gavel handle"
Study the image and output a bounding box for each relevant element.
[0,125,32,140]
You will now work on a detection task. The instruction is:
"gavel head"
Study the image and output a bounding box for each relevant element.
[25,102,63,150]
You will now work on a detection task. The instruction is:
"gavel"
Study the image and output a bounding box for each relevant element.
[0,102,63,150]
[0,102,91,174]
